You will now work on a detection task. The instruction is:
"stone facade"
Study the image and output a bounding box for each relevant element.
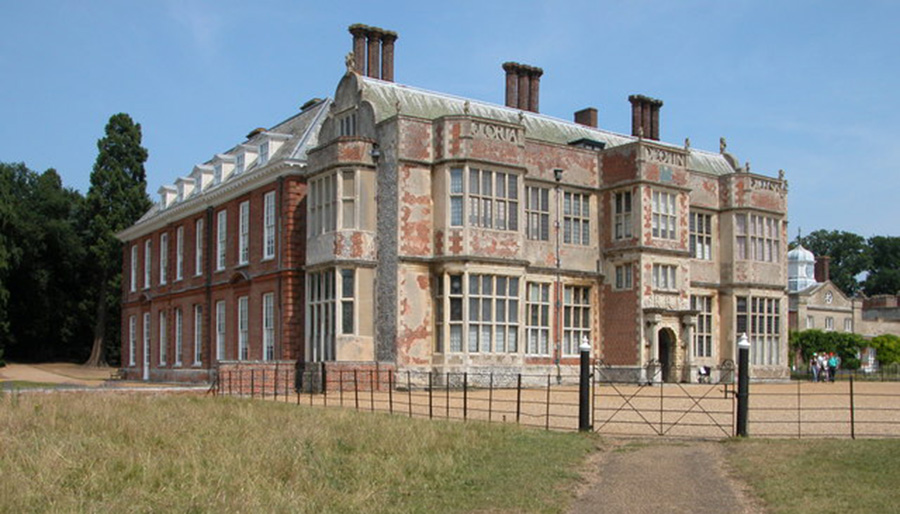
[119,24,791,385]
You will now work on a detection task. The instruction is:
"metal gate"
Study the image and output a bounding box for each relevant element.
[593,361,736,438]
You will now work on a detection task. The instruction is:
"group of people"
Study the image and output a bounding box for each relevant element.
[809,352,841,382]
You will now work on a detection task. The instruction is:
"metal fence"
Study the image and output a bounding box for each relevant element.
[211,366,900,439]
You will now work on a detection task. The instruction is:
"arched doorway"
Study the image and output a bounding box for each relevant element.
[658,328,676,383]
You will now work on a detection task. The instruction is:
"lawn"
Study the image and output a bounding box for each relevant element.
[0,392,596,513]
[726,438,900,514]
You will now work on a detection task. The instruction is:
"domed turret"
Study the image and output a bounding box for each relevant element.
[788,244,818,292]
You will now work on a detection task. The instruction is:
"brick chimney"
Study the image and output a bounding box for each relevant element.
[574,107,598,128]
[628,94,663,140]
[501,62,543,113]
[815,256,831,283]
[347,24,398,82]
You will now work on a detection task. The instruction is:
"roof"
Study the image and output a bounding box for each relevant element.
[355,75,741,177]
[118,98,331,240]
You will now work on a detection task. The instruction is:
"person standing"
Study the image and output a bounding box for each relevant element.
[810,353,819,382]
[828,353,838,382]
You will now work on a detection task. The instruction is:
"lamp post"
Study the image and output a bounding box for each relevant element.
[554,168,563,385]
[736,332,750,437]
[579,335,592,431]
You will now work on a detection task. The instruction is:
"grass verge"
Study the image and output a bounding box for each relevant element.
[725,438,900,514]
[0,392,595,513]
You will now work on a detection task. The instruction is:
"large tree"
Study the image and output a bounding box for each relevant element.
[864,236,900,296]
[0,163,89,362]
[83,114,151,367]
[799,229,870,296]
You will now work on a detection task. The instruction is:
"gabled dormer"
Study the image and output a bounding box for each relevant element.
[158,185,177,209]
[245,131,291,169]
[174,177,195,202]
[191,165,214,193]
[212,154,236,185]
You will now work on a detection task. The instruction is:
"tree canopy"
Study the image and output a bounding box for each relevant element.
[797,230,900,297]
[83,113,151,366]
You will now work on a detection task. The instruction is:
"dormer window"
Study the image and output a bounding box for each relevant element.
[259,141,269,166]
[235,154,245,175]
[339,112,357,137]
[214,163,223,184]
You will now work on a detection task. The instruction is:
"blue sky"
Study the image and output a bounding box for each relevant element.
[2,0,898,237]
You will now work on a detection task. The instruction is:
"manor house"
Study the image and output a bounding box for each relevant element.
[117,24,790,386]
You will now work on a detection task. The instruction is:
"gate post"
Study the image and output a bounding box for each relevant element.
[736,333,750,437]
[579,335,592,432]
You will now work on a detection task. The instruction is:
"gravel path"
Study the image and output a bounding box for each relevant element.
[569,439,764,514]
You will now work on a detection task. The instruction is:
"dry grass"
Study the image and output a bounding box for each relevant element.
[0,392,595,513]
[725,438,900,514]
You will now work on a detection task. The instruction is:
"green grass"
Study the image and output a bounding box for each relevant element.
[725,438,900,514]
[0,393,595,513]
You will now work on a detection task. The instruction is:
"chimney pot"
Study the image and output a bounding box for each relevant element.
[381,31,398,82]
[528,66,543,113]
[349,24,368,75]
[366,29,382,79]
[574,107,598,128]
[517,66,530,112]
[815,256,831,283]
[503,62,519,108]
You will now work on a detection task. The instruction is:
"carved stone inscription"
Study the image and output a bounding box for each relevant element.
[751,177,786,193]
[471,121,520,144]
[643,146,686,167]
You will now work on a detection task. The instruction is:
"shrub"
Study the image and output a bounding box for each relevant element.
[870,334,900,367]
[790,329,864,370]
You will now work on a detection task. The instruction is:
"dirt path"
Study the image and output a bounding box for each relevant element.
[569,439,764,514]
[0,363,108,386]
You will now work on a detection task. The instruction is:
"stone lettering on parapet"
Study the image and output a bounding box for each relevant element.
[471,121,521,144]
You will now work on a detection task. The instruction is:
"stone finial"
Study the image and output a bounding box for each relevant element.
[345,52,356,73]
[637,125,644,140]
[518,111,525,124]
[745,161,751,172]
[719,137,727,153]
[778,169,785,181]
[684,137,691,150]
[464,100,470,115]
[395,99,402,115]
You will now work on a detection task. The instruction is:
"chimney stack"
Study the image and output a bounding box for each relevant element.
[574,107,598,128]
[815,256,831,283]
[628,94,663,140]
[347,24,398,82]
[501,62,543,113]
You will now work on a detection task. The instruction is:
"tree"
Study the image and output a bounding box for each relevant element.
[799,230,870,296]
[83,114,151,367]
[863,236,900,296]
[870,334,900,367]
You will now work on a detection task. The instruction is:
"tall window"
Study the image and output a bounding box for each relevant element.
[263,191,276,260]
[194,219,203,276]
[615,264,633,290]
[176,226,184,280]
[174,308,183,366]
[258,141,269,165]
[738,296,781,365]
[563,286,590,356]
[467,168,518,231]
[526,282,551,355]
[238,296,249,360]
[239,201,249,265]
[614,191,633,240]
[309,173,336,236]
[143,239,151,289]
[159,311,167,365]
[339,112,357,136]
[736,213,780,262]
[263,293,275,361]
[806,315,814,329]
[159,233,168,285]
[825,316,834,331]
[235,154,245,175]
[466,274,519,353]
[341,171,356,229]
[340,269,354,334]
[307,271,334,361]
[128,315,136,366]
[215,300,226,361]
[691,296,713,358]
[525,186,550,241]
[652,264,677,291]
[143,312,150,369]
[690,212,712,260]
[130,245,137,292]
[651,190,676,240]
[563,192,590,245]
[449,168,464,227]
[844,318,853,332]
[193,305,203,365]
[214,163,222,185]
[216,210,227,271]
